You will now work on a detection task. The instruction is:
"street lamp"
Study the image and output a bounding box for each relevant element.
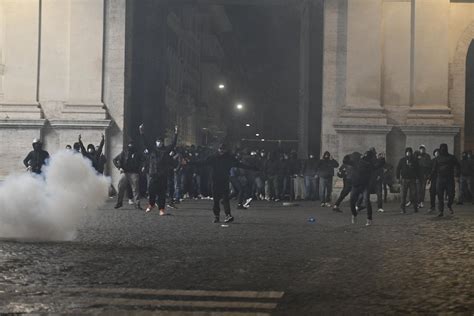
[245,123,251,127]
[256,133,260,137]
[218,84,225,90]
[236,103,244,110]
[261,139,265,142]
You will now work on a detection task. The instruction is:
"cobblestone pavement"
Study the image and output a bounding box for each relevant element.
[0,199,473,315]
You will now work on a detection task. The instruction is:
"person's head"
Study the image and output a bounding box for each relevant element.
[419,145,426,154]
[218,144,228,155]
[127,142,136,153]
[260,151,266,158]
[369,147,377,155]
[462,151,468,160]
[433,148,439,158]
[405,147,413,158]
[323,151,330,160]
[32,139,42,151]
[65,144,72,150]
[73,142,81,152]
[156,137,165,149]
[342,154,351,165]
[364,150,375,160]
[87,144,95,154]
[439,143,449,156]
[377,152,385,159]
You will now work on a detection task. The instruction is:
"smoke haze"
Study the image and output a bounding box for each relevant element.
[0,150,110,241]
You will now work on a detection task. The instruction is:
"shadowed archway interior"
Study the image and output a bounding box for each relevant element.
[465,39,474,150]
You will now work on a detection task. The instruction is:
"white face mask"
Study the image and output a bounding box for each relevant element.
[88,149,94,154]
[156,141,162,148]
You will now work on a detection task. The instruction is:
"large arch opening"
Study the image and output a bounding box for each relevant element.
[465,40,474,150]
[123,0,323,156]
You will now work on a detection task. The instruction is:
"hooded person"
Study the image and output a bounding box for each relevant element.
[23,139,50,174]
[301,153,319,201]
[333,154,353,212]
[113,141,144,209]
[139,124,178,215]
[316,151,339,207]
[417,145,432,208]
[189,144,258,223]
[396,147,420,214]
[458,151,473,205]
[431,143,460,216]
[78,134,105,173]
[428,149,440,213]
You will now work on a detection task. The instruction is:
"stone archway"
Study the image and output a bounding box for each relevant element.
[450,20,474,151]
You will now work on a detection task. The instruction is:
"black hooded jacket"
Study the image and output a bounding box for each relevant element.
[317,152,339,179]
[431,144,460,179]
[141,133,178,177]
[23,147,50,174]
[79,138,105,172]
[350,151,380,188]
[396,148,420,180]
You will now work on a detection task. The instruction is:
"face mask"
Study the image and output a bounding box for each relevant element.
[406,152,411,157]
[156,141,162,148]
[261,153,265,157]
[88,149,94,154]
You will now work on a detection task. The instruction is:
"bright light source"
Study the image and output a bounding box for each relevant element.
[261,139,265,142]
[245,123,251,127]
[255,133,260,137]
[218,84,225,89]
[236,103,244,110]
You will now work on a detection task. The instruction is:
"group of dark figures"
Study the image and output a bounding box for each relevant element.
[23,127,465,224]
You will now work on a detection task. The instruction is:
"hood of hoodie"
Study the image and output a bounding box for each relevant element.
[439,143,448,155]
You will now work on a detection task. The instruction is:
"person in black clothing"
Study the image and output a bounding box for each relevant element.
[431,143,460,217]
[333,154,353,212]
[374,152,386,213]
[349,150,380,226]
[417,145,432,208]
[113,142,143,209]
[317,151,339,207]
[140,124,178,215]
[191,144,258,223]
[382,162,394,203]
[458,151,473,205]
[427,149,439,213]
[264,152,281,201]
[396,147,420,214]
[78,134,105,173]
[23,139,50,174]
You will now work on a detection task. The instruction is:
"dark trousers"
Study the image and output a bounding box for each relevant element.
[459,175,472,203]
[319,177,332,203]
[401,178,418,212]
[213,184,231,217]
[350,185,372,220]
[148,174,168,209]
[375,181,383,209]
[437,176,455,213]
[335,179,352,206]
[430,177,437,209]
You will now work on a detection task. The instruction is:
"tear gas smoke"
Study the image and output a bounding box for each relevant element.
[0,150,110,241]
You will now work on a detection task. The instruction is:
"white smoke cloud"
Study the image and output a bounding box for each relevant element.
[0,150,110,241]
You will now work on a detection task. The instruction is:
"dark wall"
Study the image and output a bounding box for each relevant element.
[465,40,474,150]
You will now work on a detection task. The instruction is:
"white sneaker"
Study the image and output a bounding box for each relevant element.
[351,215,357,224]
[406,201,411,207]
[377,208,384,213]
[128,199,134,205]
[145,204,156,213]
[419,202,424,208]
[366,219,372,226]
[243,197,253,208]
[355,206,359,212]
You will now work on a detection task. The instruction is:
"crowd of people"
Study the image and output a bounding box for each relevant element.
[23,125,469,225]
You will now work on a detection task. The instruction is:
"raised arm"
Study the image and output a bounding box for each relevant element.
[78,134,87,155]
[96,134,105,158]
[139,124,154,152]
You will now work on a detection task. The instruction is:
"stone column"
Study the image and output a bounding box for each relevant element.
[404,0,459,149]
[0,0,45,178]
[333,0,390,157]
[298,0,310,159]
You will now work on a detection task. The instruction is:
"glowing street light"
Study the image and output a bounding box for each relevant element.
[256,133,260,137]
[218,84,225,89]
[236,103,244,110]
[245,123,251,127]
[261,139,265,142]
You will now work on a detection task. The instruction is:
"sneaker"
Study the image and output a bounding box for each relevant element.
[274,199,280,202]
[243,198,253,208]
[128,199,134,205]
[377,208,384,213]
[366,219,372,226]
[355,206,359,212]
[321,203,326,207]
[237,204,248,210]
[159,209,167,216]
[114,202,123,209]
[224,215,234,223]
[333,205,342,212]
[406,201,411,207]
[419,202,424,208]
[449,207,454,214]
[213,217,220,223]
[145,204,155,213]
[351,215,357,224]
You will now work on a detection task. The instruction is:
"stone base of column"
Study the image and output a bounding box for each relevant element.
[62,102,108,120]
[337,106,388,126]
[406,105,454,125]
[401,125,460,154]
[0,102,43,120]
[49,119,112,150]
[0,119,46,179]
[333,123,392,159]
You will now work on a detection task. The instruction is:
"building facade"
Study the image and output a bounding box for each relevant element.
[1,0,474,184]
